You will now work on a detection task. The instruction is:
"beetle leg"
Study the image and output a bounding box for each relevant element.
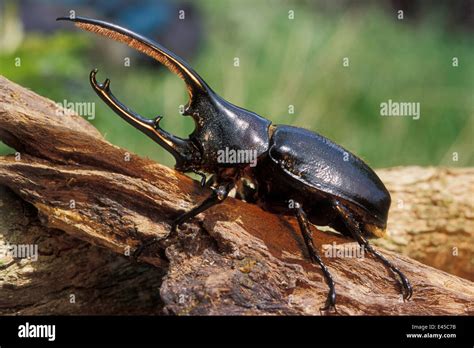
[133,180,234,260]
[171,181,233,230]
[190,169,208,187]
[294,203,337,313]
[334,201,413,301]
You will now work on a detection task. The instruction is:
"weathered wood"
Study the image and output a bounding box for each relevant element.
[0,75,473,315]
[375,167,474,281]
[0,187,165,315]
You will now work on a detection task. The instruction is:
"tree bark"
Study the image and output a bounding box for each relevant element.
[0,75,473,315]
[374,167,473,281]
[0,186,165,315]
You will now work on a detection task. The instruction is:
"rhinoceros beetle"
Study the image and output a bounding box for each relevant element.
[58,16,412,311]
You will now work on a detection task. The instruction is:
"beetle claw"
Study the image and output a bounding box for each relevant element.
[320,305,337,314]
[390,262,413,301]
[400,274,413,301]
[320,288,337,314]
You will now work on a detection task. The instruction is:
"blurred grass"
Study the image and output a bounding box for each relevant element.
[0,1,473,168]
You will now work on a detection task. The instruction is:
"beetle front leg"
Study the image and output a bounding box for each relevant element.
[190,169,208,187]
[171,182,233,230]
[133,181,234,259]
[294,203,337,313]
[334,201,413,301]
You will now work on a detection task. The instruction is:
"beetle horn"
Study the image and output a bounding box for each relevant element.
[56,16,204,169]
[56,16,209,99]
[87,68,199,169]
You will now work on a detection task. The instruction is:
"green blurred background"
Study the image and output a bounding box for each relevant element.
[0,0,473,169]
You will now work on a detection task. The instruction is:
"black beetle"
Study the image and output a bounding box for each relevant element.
[57,16,412,311]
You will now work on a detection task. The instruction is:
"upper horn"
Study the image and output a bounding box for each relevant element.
[56,16,209,100]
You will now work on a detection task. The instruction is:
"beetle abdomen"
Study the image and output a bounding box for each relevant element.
[267,125,391,225]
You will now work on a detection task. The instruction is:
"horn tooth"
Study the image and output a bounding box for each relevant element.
[153,115,163,127]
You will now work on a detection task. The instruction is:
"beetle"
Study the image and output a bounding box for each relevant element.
[57,16,412,311]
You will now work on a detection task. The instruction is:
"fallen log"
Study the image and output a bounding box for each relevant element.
[0,75,473,315]
[375,167,474,281]
[0,186,165,315]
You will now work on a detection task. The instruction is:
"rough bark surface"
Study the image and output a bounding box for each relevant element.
[0,76,473,315]
[374,167,473,281]
[0,187,165,315]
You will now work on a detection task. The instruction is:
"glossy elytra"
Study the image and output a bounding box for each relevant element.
[58,16,412,311]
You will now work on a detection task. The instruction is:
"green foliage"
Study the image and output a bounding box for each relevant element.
[1,2,472,167]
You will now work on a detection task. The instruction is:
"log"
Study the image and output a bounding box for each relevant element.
[0,186,165,315]
[0,75,473,315]
[374,167,474,281]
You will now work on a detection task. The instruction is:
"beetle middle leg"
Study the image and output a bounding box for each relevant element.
[133,180,234,259]
[293,202,337,312]
[334,201,413,301]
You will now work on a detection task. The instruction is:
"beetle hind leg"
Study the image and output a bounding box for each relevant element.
[334,201,413,301]
[293,203,337,312]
